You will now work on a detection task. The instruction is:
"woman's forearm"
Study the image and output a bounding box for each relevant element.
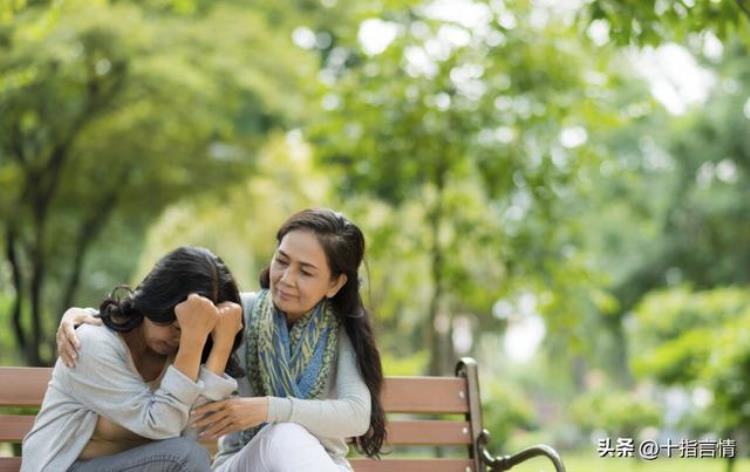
[204,338,233,375]
[173,333,207,381]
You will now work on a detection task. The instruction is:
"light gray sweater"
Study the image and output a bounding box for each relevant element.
[212,292,371,470]
[21,324,238,472]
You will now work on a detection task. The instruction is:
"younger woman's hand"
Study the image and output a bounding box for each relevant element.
[191,397,269,439]
[174,294,219,342]
[56,307,102,367]
[204,302,243,374]
[213,302,243,344]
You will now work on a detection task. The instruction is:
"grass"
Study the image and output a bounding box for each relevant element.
[506,452,750,472]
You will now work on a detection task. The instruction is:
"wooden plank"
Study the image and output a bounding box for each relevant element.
[381,377,468,413]
[351,458,474,472]
[0,416,34,442]
[0,457,482,472]
[0,368,51,406]
[0,457,21,472]
[386,420,471,445]
[0,369,471,413]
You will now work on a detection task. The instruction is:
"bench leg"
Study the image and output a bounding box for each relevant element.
[477,429,566,472]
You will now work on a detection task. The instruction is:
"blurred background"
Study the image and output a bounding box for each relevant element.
[2,0,750,470]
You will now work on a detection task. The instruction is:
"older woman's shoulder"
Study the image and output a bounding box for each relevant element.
[240,291,259,321]
[240,291,258,306]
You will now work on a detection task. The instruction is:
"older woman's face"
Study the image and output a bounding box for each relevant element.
[270,230,346,321]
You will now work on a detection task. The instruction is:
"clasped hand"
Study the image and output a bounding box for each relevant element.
[191,397,269,439]
[174,294,243,342]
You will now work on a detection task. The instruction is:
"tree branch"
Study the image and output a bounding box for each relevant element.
[737,0,750,22]
[9,122,28,166]
[58,169,127,321]
[5,226,28,357]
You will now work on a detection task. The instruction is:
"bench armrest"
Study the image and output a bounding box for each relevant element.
[477,429,566,472]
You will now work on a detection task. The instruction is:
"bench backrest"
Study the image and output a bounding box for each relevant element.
[0,359,484,472]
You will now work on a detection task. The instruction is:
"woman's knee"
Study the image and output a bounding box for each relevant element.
[259,423,342,472]
[263,423,319,454]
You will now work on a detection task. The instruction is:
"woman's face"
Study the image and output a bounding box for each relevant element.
[142,318,181,356]
[270,229,346,320]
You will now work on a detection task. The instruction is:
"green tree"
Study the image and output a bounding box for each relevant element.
[311,1,620,374]
[630,286,750,471]
[0,0,315,364]
[582,0,748,45]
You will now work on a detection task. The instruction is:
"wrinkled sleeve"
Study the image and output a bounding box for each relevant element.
[61,326,203,439]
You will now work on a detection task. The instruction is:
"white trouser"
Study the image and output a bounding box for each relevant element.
[212,423,351,472]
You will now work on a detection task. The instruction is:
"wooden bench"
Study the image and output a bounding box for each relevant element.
[0,358,565,472]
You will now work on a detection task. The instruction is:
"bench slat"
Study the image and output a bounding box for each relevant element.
[0,457,480,472]
[0,368,51,406]
[350,458,474,472]
[0,458,21,472]
[387,420,471,445]
[0,369,471,413]
[0,416,33,442]
[0,416,472,446]
[381,377,468,413]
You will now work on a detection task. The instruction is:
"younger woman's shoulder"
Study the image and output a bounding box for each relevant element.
[75,324,124,356]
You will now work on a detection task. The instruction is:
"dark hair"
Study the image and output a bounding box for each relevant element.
[259,208,386,457]
[99,246,245,378]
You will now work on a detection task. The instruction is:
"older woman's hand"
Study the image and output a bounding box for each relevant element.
[191,397,269,439]
[56,307,102,367]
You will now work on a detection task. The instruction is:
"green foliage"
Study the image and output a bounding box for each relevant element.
[380,350,428,376]
[631,286,750,435]
[310,0,626,374]
[582,1,748,45]
[131,131,333,290]
[571,389,661,439]
[0,0,317,363]
[482,380,538,449]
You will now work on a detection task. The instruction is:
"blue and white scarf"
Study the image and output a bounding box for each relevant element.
[240,289,339,444]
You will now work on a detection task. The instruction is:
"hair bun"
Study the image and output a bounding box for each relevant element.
[99,285,141,332]
[100,298,122,319]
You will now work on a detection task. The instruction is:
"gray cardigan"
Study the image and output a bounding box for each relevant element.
[21,324,238,472]
[213,292,371,470]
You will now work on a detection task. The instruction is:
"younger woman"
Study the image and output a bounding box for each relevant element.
[23,246,244,472]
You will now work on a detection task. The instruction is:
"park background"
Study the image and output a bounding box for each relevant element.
[2,0,750,470]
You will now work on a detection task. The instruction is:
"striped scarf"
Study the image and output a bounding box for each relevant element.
[240,289,339,445]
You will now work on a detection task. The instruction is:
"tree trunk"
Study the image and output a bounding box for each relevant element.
[427,160,448,376]
[29,199,48,366]
[6,226,28,358]
[59,181,123,319]
[2,53,128,366]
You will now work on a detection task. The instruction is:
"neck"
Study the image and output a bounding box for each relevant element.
[280,300,325,328]
[122,324,147,356]
[284,311,303,327]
